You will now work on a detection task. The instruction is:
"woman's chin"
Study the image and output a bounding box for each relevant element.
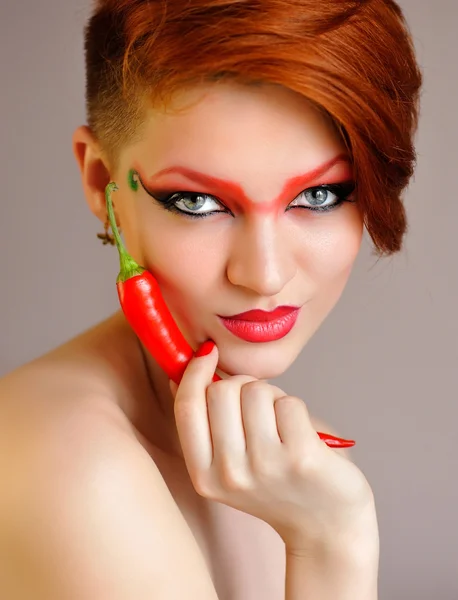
[215,356,290,381]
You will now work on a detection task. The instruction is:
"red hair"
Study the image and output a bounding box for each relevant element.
[84,0,422,256]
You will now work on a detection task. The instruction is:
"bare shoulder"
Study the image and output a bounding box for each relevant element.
[0,358,141,507]
[0,362,218,599]
[0,311,149,472]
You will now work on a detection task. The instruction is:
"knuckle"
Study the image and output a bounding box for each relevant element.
[206,380,230,404]
[218,457,248,492]
[275,395,308,414]
[299,397,310,416]
[207,375,256,395]
[270,383,289,396]
[288,451,319,476]
[240,380,268,395]
[207,379,227,394]
[192,474,213,498]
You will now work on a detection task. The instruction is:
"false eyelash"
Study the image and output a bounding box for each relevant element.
[143,180,356,220]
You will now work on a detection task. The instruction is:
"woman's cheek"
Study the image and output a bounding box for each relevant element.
[140,233,220,339]
[304,211,363,282]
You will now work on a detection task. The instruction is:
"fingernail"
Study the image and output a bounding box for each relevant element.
[317,432,356,448]
[195,340,216,357]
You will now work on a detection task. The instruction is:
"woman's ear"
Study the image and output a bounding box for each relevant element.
[71,125,121,227]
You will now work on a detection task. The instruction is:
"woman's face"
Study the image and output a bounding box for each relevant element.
[114,83,364,380]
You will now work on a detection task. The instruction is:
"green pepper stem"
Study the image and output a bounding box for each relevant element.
[105,182,145,283]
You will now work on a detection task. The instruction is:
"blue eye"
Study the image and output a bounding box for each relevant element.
[161,192,224,217]
[287,183,356,213]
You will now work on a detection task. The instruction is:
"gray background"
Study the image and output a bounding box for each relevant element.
[1,1,457,598]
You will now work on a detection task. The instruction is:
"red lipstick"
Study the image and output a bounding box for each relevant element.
[222,306,300,321]
[218,306,301,342]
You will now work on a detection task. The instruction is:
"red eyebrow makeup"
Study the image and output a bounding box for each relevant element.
[136,153,353,216]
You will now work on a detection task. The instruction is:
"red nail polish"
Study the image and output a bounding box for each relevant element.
[195,340,216,357]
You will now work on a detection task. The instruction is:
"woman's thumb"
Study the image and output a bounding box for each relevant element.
[194,340,221,381]
[170,340,219,401]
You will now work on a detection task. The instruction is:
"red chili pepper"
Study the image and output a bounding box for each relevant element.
[105,181,355,449]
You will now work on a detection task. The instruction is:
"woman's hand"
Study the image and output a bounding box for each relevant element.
[170,341,377,553]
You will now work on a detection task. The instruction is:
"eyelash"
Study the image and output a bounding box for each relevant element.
[145,182,356,220]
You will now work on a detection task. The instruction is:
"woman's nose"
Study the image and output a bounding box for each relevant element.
[225,218,296,297]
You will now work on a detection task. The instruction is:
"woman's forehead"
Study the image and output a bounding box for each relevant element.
[128,83,348,188]
[144,82,340,137]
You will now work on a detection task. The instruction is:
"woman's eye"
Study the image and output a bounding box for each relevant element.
[149,182,355,219]
[170,192,224,215]
[288,186,348,212]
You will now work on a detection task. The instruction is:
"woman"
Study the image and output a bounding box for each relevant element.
[0,0,422,598]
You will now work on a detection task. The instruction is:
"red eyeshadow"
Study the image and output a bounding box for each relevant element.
[134,153,353,215]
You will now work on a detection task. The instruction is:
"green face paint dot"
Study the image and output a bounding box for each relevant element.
[128,169,139,192]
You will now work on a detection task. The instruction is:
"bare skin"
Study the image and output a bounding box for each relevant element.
[0,82,364,598]
[0,311,297,598]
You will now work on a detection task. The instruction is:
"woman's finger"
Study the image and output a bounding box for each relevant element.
[206,375,256,466]
[173,341,219,474]
[274,395,318,455]
[240,381,284,459]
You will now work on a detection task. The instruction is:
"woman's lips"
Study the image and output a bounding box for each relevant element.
[222,305,300,321]
[218,307,301,342]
